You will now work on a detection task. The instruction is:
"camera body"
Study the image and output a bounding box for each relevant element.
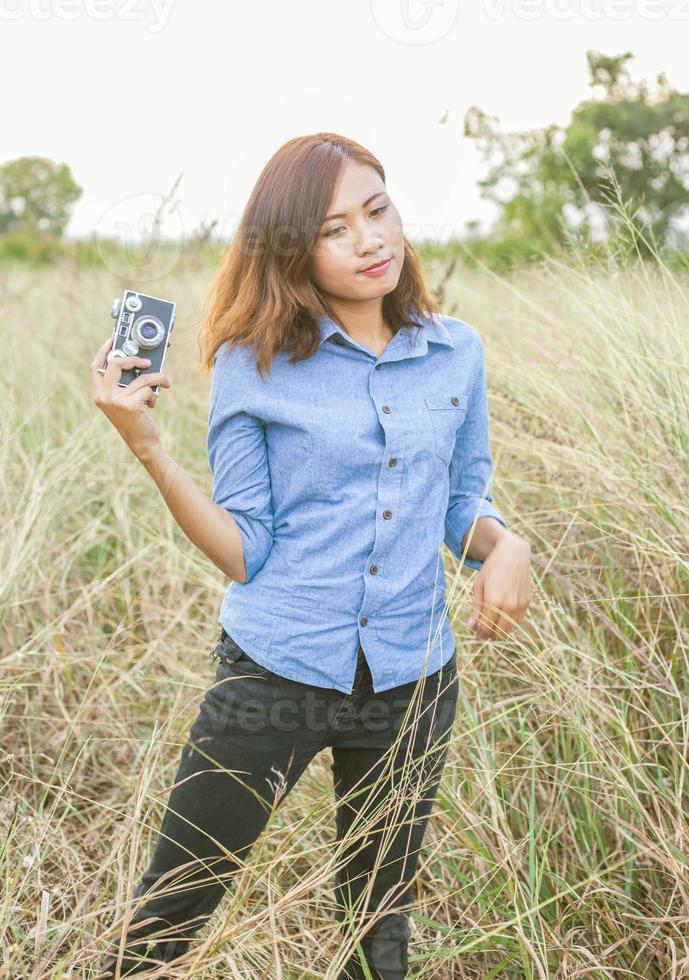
[107,290,176,393]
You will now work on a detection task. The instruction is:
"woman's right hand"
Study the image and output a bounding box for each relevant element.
[90,336,172,463]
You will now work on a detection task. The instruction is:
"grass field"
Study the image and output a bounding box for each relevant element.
[2,246,688,977]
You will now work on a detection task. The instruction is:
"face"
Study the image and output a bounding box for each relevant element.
[309,159,405,306]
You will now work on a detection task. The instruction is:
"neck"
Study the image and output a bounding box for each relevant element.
[325,298,392,345]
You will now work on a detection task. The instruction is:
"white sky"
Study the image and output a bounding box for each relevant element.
[2,0,686,243]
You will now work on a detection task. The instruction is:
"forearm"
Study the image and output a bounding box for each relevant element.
[462,515,513,564]
[138,444,248,584]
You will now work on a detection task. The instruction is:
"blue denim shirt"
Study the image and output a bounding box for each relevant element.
[207,311,508,694]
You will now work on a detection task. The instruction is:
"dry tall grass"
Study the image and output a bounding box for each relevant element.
[1,239,688,977]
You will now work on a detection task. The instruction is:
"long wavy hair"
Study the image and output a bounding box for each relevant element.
[197,132,440,379]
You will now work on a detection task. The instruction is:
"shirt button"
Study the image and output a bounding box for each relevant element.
[382,405,391,414]
[360,617,368,626]
[375,364,381,370]
[451,395,460,405]
[370,564,378,574]
[388,458,397,467]
[383,510,392,519]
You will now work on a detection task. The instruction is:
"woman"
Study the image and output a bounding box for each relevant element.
[92,132,532,978]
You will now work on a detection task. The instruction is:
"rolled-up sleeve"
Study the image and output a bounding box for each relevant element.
[444,333,508,571]
[207,346,274,583]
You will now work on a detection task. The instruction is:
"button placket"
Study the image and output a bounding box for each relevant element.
[361,398,390,617]
[359,354,405,635]
[358,397,405,632]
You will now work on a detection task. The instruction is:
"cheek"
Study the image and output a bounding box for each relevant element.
[385,210,405,250]
[311,240,351,286]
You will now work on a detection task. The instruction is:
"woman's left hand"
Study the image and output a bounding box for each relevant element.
[468,534,532,640]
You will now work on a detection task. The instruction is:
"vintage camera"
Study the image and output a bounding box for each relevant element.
[105,290,176,393]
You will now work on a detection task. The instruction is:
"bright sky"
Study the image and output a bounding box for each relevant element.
[2,0,685,243]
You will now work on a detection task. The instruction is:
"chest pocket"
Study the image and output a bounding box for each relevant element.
[423,394,468,464]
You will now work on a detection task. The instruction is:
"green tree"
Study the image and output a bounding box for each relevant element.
[464,51,689,257]
[0,156,82,237]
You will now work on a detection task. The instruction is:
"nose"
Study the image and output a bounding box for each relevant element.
[354,225,385,257]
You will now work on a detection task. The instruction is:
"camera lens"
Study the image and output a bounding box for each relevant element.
[132,315,165,349]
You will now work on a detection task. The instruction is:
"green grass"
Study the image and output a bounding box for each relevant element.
[1,226,688,977]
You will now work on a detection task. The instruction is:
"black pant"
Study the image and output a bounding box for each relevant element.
[100,629,459,978]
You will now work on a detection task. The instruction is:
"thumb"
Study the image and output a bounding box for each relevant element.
[468,578,484,631]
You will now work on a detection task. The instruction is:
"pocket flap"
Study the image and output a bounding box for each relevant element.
[424,394,467,412]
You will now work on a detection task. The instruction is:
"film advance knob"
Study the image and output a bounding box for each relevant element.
[106,349,127,364]
[110,298,122,319]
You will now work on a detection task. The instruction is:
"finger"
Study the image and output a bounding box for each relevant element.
[90,335,113,368]
[90,336,114,378]
[468,578,484,632]
[123,372,171,396]
[502,602,530,636]
[128,385,157,408]
[103,353,152,384]
[492,609,516,639]
[478,598,501,639]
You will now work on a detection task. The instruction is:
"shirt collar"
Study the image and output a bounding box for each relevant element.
[317,311,455,350]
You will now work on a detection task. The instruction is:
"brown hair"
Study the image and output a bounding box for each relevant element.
[197,132,439,379]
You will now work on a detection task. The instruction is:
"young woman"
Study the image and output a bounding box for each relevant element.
[92,132,532,978]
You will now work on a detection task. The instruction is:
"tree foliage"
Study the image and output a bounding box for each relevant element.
[464,51,689,257]
[0,156,82,237]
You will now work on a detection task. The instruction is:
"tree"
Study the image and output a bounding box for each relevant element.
[464,52,689,257]
[0,156,82,237]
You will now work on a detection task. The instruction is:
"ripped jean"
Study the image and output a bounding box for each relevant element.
[100,629,459,978]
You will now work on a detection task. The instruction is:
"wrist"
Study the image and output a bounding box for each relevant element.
[480,516,511,548]
[137,442,167,469]
[496,528,530,555]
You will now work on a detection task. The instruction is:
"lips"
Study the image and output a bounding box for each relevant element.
[359,257,392,273]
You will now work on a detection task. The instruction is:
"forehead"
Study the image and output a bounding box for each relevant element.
[328,159,386,210]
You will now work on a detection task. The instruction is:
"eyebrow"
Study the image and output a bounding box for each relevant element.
[322,191,387,223]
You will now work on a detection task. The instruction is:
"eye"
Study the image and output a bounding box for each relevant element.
[324,204,389,238]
